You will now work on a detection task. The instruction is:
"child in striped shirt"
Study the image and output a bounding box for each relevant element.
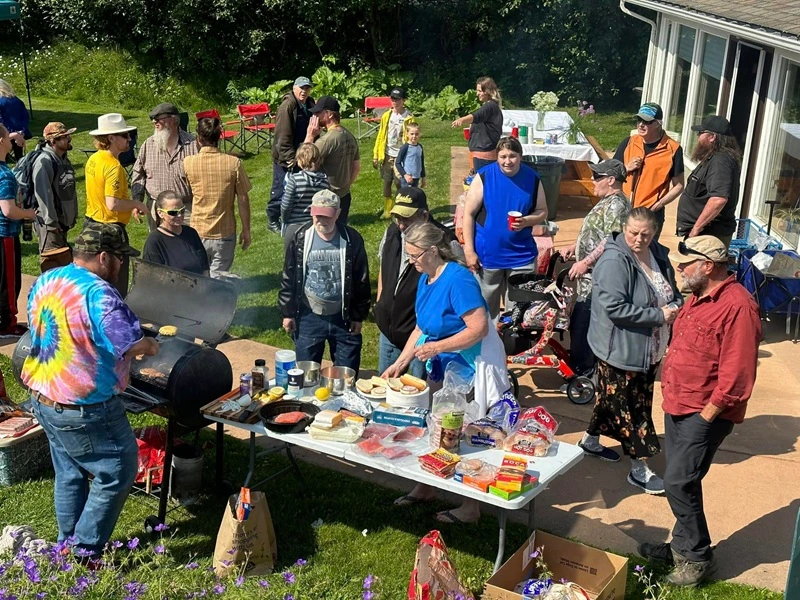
[281,143,329,238]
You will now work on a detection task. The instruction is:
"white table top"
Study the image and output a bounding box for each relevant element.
[208,412,584,510]
[501,109,600,163]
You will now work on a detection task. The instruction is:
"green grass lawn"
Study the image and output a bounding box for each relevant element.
[0,98,783,599]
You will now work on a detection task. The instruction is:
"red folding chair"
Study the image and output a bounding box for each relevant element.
[356,96,392,140]
[237,103,275,153]
[195,109,244,155]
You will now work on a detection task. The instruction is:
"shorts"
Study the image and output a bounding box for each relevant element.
[381,157,399,184]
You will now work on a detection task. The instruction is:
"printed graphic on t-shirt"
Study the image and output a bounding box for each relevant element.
[387,112,408,157]
[304,233,343,315]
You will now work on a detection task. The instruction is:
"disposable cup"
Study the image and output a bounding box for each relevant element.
[507,211,523,230]
[463,128,470,140]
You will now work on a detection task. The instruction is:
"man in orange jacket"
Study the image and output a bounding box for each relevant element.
[614,103,684,240]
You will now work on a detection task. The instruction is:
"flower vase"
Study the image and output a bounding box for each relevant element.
[567,130,578,145]
[537,111,546,131]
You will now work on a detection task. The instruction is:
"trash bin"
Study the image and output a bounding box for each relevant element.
[523,155,565,220]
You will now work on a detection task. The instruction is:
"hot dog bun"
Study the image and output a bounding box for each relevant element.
[400,374,427,391]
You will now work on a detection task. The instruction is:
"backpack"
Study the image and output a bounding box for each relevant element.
[12,139,48,210]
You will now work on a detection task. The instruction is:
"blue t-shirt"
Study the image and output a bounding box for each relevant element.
[475,162,539,269]
[416,262,487,367]
[0,162,21,237]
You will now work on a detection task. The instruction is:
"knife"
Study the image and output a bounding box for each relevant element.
[238,400,262,423]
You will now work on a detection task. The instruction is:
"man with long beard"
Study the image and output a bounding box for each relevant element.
[675,115,741,247]
[132,102,197,230]
[279,189,370,372]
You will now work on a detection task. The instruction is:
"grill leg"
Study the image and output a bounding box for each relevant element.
[215,422,224,487]
[158,420,175,523]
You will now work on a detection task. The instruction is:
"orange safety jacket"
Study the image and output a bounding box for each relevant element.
[622,133,681,208]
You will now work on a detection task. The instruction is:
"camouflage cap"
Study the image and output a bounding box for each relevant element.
[73,222,140,257]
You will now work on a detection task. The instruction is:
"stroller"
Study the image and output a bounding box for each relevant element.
[498,253,596,405]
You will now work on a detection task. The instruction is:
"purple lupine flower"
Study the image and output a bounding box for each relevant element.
[294,558,307,567]
[363,592,374,600]
[283,595,294,600]
[111,541,123,549]
[185,562,200,570]
[282,571,295,584]
[258,580,270,588]
[221,560,232,567]
[363,575,374,589]
[74,548,93,558]
[212,583,225,595]
[36,594,46,600]
[126,538,139,551]
[154,523,169,532]
[0,590,18,600]
[234,576,245,587]
[153,544,165,555]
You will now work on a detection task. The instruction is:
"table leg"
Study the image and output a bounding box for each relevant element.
[494,508,508,573]
[243,431,256,488]
[527,498,536,532]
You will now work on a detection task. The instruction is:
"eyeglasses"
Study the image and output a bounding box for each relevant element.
[678,240,714,262]
[158,207,186,217]
[407,248,430,264]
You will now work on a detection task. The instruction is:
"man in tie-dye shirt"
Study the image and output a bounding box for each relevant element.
[22,222,159,559]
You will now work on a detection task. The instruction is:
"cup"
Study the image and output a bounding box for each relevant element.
[511,126,519,138]
[507,211,523,231]
[463,127,470,141]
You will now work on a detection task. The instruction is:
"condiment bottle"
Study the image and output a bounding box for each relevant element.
[252,359,269,391]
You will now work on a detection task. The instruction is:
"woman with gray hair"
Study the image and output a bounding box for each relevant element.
[0,79,30,162]
[142,190,209,275]
[384,221,509,524]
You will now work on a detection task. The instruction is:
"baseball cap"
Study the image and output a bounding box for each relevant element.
[310,96,340,114]
[148,102,180,121]
[294,76,313,88]
[391,187,428,218]
[588,159,627,182]
[73,222,140,257]
[669,235,728,264]
[691,115,732,136]
[635,102,663,122]
[390,87,407,99]
[43,122,77,140]
[310,189,340,217]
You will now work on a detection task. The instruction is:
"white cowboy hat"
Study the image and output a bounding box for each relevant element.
[89,113,137,136]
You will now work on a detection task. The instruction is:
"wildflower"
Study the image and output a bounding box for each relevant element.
[363,575,374,589]
[258,580,270,588]
[123,581,147,600]
[284,595,294,600]
[36,594,46,600]
[153,544,165,555]
[635,565,644,572]
[363,592,374,600]
[74,548,93,557]
[221,560,232,567]
[294,558,307,567]
[126,538,140,551]
[212,583,225,595]
[185,562,200,570]
[235,576,245,587]
[282,571,295,584]
[154,523,169,532]
[111,541,123,549]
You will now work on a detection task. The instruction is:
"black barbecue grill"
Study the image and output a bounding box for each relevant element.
[13,259,239,531]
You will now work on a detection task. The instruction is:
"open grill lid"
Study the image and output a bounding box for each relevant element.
[125,259,238,346]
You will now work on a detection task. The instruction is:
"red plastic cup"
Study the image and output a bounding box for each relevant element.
[511,126,519,138]
[507,211,522,230]
[463,127,471,140]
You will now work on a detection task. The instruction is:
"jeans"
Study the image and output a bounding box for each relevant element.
[268,161,291,223]
[378,332,425,378]
[32,396,138,554]
[295,309,362,373]
[337,193,352,226]
[569,298,595,377]
[472,157,494,172]
[664,413,734,562]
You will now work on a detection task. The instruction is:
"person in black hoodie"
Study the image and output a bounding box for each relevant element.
[374,188,457,377]
[267,77,315,233]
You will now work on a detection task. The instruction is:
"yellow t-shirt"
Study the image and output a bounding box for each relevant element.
[85,150,131,224]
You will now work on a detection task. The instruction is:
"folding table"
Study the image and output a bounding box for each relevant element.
[738,249,800,342]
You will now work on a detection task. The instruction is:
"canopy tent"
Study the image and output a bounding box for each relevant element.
[0,0,32,116]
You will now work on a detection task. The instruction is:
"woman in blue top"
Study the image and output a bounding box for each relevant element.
[0,80,31,162]
[384,222,510,524]
[462,136,548,319]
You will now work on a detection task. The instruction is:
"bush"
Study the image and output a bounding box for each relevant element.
[412,86,479,121]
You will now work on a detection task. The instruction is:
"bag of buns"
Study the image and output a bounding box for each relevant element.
[428,363,472,452]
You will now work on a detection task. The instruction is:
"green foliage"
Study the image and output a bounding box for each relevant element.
[227,79,292,109]
[414,85,480,120]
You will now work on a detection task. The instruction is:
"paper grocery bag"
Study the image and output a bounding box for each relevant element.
[408,530,473,600]
[213,490,277,577]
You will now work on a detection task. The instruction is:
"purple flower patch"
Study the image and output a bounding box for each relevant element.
[282,571,295,584]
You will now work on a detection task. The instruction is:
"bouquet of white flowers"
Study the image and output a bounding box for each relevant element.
[530,91,559,112]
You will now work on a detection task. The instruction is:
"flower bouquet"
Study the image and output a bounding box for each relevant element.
[531,91,559,130]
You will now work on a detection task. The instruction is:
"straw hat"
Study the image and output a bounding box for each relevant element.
[89,113,137,136]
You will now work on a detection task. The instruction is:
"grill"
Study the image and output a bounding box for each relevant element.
[13,259,239,530]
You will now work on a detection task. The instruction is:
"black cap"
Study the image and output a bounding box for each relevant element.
[390,87,407,99]
[691,115,732,136]
[589,159,627,182]
[148,102,179,121]
[310,96,340,114]
[391,187,428,218]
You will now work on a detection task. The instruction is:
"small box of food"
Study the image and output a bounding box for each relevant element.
[372,404,429,428]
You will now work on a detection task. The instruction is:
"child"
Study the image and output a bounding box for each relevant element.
[394,122,425,188]
[373,87,412,218]
[281,143,329,240]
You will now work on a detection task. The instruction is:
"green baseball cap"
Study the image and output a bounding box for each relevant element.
[73,222,140,257]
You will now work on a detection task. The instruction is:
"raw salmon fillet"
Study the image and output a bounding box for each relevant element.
[274,411,308,424]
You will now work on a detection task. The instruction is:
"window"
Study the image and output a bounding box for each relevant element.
[686,34,727,155]
[760,61,800,248]
[667,25,695,135]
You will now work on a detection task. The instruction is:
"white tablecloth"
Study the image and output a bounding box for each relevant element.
[501,109,600,163]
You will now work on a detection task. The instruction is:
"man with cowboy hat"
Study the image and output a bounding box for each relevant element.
[132,102,197,231]
[85,113,147,297]
[23,221,159,562]
[32,122,79,272]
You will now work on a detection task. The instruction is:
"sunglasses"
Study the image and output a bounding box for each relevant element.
[113,133,130,140]
[678,240,715,262]
[407,248,430,264]
[636,117,657,126]
[592,172,611,180]
[158,207,186,217]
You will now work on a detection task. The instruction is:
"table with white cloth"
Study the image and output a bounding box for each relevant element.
[205,403,583,572]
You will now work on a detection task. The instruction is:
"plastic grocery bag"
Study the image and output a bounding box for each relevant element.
[213,489,277,577]
[408,530,474,600]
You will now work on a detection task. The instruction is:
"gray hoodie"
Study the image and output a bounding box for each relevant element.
[587,232,682,372]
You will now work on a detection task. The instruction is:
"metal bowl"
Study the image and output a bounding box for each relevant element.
[296,361,321,387]
[319,366,356,396]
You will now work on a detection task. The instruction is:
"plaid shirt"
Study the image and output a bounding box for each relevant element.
[184,147,252,239]
[131,130,198,204]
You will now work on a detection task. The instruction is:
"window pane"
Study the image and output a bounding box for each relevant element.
[686,34,727,155]
[668,26,696,135]
[760,62,800,248]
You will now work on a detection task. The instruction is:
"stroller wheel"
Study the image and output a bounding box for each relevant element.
[566,376,595,405]
[508,370,520,398]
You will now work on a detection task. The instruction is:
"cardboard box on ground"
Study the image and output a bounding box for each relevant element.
[483,530,628,600]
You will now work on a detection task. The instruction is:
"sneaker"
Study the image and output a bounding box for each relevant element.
[638,541,674,565]
[268,220,281,234]
[0,323,27,338]
[578,442,620,462]
[665,553,716,587]
[627,471,665,495]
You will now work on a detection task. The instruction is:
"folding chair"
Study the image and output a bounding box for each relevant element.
[195,109,244,155]
[237,103,275,154]
[356,96,392,140]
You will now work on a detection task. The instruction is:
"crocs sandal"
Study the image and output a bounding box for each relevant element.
[393,494,433,507]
